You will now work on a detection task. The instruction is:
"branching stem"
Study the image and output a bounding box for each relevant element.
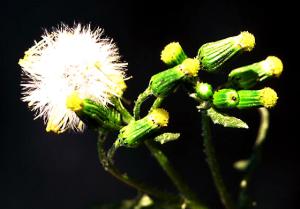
[238,107,269,209]
[201,111,236,209]
[96,129,178,201]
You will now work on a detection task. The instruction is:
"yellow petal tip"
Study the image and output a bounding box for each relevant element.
[238,31,255,51]
[260,87,278,108]
[149,108,169,127]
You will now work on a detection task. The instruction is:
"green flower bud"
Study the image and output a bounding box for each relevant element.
[117,108,169,147]
[66,92,122,130]
[195,82,213,100]
[149,58,200,97]
[228,56,283,89]
[237,87,278,108]
[161,42,187,66]
[198,31,255,72]
[213,89,239,108]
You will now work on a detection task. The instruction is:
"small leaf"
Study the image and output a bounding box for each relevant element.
[207,107,249,129]
[154,133,181,144]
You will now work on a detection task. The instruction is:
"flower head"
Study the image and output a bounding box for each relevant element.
[198,31,255,72]
[160,42,187,66]
[117,108,169,147]
[228,56,283,89]
[19,24,128,133]
[237,87,278,109]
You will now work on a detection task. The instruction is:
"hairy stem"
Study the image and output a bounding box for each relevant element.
[201,111,236,209]
[112,97,134,124]
[145,140,208,209]
[150,97,165,111]
[238,107,269,209]
[97,129,178,201]
[133,88,152,120]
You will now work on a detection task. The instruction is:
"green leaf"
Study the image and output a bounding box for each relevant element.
[207,107,249,129]
[153,133,181,144]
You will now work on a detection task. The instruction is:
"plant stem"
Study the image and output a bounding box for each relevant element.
[150,97,165,111]
[112,97,134,124]
[145,140,208,209]
[96,129,178,201]
[132,90,207,208]
[238,108,269,209]
[201,111,236,209]
[133,88,152,120]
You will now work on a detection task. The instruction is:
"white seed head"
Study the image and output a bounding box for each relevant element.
[19,23,128,133]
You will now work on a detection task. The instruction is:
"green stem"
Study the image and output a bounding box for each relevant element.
[96,129,178,201]
[112,97,134,124]
[145,140,208,209]
[132,90,208,208]
[150,97,165,111]
[238,107,269,209]
[201,111,236,209]
[133,88,152,120]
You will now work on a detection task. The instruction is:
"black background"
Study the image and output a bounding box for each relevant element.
[1,0,299,209]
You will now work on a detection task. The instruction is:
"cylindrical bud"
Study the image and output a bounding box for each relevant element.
[149,58,200,97]
[161,42,187,66]
[149,67,184,97]
[213,89,239,108]
[195,82,213,100]
[66,92,122,130]
[237,87,278,108]
[228,56,283,89]
[198,31,255,72]
[117,108,169,147]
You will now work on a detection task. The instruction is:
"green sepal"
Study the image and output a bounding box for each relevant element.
[117,118,158,148]
[154,133,181,144]
[228,56,283,89]
[207,107,249,129]
[198,32,255,72]
[149,66,184,97]
[236,90,261,108]
[228,62,269,89]
[213,89,239,108]
[79,99,122,130]
[198,40,239,72]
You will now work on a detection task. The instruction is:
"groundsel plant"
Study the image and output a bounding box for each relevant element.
[20,24,283,209]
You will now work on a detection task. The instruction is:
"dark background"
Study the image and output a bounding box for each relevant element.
[1,0,298,209]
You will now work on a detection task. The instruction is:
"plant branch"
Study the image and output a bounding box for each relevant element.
[201,111,236,209]
[145,140,208,209]
[238,107,269,209]
[150,97,165,111]
[96,129,178,201]
[112,97,134,124]
[133,88,152,120]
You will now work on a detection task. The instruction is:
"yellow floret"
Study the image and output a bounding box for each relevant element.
[46,115,66,134]
[266,56,283,77]
[109,74,127,96]
[260,87,278,108]
[161,42,183,65]
[237,31,255,51]
[148,108,169,127]
[181,58,200,76]
[18,51,31,67]
[66,92,83,112]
